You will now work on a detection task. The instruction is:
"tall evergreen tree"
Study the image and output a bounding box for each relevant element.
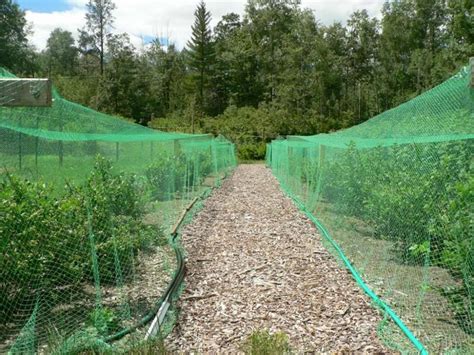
[79,0,116,75]
[187,1,214,120]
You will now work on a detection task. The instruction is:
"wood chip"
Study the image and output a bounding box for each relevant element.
[166,165,392,353]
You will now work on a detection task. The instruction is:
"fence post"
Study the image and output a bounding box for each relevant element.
[470,57,474,88]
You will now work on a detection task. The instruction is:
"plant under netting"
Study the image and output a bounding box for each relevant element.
[0,68,237,353]
[267,63,473,353]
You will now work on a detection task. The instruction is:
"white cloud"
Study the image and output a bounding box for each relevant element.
[26,8,85,51]
[24,0,384,51]
[303,0,384,24]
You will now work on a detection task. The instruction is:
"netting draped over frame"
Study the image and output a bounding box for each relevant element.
[0,68,236,353]
[267,64,473,353]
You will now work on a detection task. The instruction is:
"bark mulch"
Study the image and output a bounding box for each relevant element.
[166,164,390,353]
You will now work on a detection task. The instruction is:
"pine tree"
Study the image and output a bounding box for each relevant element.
[79,0,116,75]
[187,1,214,120]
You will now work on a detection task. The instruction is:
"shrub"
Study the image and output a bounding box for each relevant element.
[67,156,155,282]
[317,140,473,332]
[146,150,213,200]
[0,175,88,317]
[238,143,267,161]
[0,156,159,320]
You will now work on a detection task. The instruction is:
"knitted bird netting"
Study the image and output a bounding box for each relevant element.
[0,67,236,353]
[267,63,473,353]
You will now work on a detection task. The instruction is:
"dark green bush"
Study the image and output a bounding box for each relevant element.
[238,142,266,161]
[317,140,473,332]
[0,175,88,316]
[322,141,472,266]
[145,152,181,200]
[146,150,213,200]
[431,174,473,334]
[293,139,473,336]
[70,156,155,282]
[0,156,158,320]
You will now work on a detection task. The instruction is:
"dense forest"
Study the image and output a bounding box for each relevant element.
[1,0,473,159]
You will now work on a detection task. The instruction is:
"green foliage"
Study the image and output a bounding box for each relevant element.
[87,307,119,336]
[323,142,473,267]
[0,0,33,74]
[316,141,473,334]
[0,174,87,315]
[125,337,168,355]
[145,153,183,200]
[0,156,158,320]
[79,0,117,75]
[145,150,213,199]
[47,328,111,355]
[241,330,291,355]
[45,28,78,77]
[432,174,473,334]
[238,143,266,161]
[187,1,214,115]
[70,156,155,281]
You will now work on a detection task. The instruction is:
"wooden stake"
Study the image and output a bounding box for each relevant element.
[171,197,199,236]
[470,57,474,88]
[319,144,326,170]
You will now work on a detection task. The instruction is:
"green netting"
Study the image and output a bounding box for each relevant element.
[0,68,237,353]
[267,64,473,353]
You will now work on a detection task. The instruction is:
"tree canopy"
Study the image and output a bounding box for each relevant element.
[2,0,473,158]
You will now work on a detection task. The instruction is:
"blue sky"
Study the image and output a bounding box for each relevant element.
[18,0,385,51]
[17,0,71,13]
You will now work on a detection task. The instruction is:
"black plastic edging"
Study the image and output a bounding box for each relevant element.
[105,183,217,343]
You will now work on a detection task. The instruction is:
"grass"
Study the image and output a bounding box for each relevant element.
[241,330,291,355]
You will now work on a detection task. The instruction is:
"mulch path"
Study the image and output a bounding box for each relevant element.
[166,164,390,352]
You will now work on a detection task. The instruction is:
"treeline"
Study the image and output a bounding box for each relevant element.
[1,0,472,158]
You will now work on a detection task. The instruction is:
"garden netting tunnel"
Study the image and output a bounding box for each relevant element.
[0,67,237,353]
[267,63,473,353]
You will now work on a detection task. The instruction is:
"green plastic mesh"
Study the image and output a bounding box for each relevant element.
[0,68,236,353]
[267,64,473,353]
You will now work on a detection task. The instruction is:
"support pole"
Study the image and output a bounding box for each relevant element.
[318,144,326,169]
[59,141,63,167]
[18,117,22,170]
[35,117,39,173]
[470,57,474,88]
[18,132,22,171]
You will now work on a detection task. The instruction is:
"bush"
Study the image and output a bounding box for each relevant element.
[317,140,473,332]
[70,156,155,282]
[0,156,158,320]
[322,141,473,266]
[146,150,213,200]
[0,174,92,316]
[238,143,267,161]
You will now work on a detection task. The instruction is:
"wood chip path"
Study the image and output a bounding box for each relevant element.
[166,164,389,352]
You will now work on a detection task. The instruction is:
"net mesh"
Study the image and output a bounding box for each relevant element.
[0,68,236,353]
[267,64,473,353]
